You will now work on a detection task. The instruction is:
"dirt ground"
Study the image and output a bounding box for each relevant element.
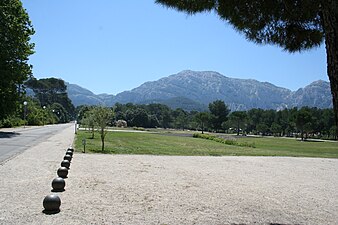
[0,124,337,225]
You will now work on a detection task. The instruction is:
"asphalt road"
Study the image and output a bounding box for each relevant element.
[0,123,74,163]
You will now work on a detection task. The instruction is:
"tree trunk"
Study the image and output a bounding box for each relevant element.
[101,137,104,151]
[101,128,105,151]
[91,126,94,139]
[237,120,240,136]
[321,1,338,131]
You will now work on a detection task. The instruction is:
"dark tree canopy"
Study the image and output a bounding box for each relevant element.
[156,0,338,129]
[156,0,322,52]
[25,77,75,117]
[194,112,210,134]
[229,111,247,135]
[209,100,230,131]
[0,0,35,120]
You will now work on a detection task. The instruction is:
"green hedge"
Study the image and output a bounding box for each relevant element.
[0,117,25,128]
[193,133,255,148]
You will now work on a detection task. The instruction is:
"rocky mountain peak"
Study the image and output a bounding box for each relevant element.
[66,70,332,111]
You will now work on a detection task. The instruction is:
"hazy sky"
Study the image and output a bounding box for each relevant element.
[22,0,328,95]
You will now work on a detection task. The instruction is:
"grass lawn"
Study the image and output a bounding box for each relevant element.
[74,130,338,158]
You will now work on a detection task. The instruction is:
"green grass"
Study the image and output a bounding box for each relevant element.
[235,136,338,158]
[74,130,338,158]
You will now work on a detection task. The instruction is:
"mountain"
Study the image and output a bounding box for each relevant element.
[66,83,110,106]
[288,80,332,108]
[66,70,332,111]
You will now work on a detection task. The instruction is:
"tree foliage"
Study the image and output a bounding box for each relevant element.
[194,112,210,134]
[229,111,247,135]
[0,0,35,120]
[208,100,230,131]
[76,102,336,140]
[156,0,323,51]
[294,107,313,140]
[25,77,75,119]
[90,106,114,151]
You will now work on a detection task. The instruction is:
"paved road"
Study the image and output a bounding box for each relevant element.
[0,123,74,163]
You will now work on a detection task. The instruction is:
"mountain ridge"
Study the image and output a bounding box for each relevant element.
[66,70,332,111]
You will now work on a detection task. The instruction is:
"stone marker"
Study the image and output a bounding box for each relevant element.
[61,160,70,169]
[64,154,72,162]
[57,167,68,178]
[52,177,65,192]
[43,194,61,214]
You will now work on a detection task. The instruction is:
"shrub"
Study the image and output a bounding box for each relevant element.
[0,117,25,128]
[133,127,145,131]
[193,133,255,148]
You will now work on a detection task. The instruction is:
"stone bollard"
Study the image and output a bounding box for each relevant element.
[51,177,65,192]
[57,167,68,178]
[64,154,72,162]
[61,160,70,169]
[43,194,61,214]
[66,150,73,157]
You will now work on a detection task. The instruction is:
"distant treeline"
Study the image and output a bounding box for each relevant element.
[77,100,337,140]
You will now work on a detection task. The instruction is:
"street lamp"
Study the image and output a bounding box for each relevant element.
[43,106,46,125]
[23,101,28,128]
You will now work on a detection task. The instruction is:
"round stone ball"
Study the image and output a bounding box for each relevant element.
[64,154,72,162]
[67,147,74,152]
[57,167,68,178]
[61,160,70,169]
[52,177,65,191]
[66,150,73,156]
[43,194,61,213]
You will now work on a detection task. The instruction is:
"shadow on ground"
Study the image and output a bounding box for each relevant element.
[0,132,20,138]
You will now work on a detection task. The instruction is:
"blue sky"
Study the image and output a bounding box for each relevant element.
[22,0,328,95]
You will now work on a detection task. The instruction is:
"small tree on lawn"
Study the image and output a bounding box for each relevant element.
[82,110,96,139]
[93,106,114,151]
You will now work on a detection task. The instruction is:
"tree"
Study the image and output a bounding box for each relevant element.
[294,108,312,141]
[172,108,188,130]
[131,108,149,127]
[25,77,75,119]
[0,0,35,120]
[156,0,338,130]
[92,106,114,151]
[209,100,230,132]
[275,109,291,136]
[148,114,160,128]
[50,103,67,124]
[256,123,269,136]
[82,110,96,139]
[194,112,210,134]
[270,122,283,137]
[247,108,264,134]
[229,111,247,135]
[321,109,335,139]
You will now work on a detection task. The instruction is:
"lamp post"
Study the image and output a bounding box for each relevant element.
[52,109,55,124]
[43,106,46,125]
[23,101,28,128]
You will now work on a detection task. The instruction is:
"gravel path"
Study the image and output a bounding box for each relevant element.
[0,124,337,225]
